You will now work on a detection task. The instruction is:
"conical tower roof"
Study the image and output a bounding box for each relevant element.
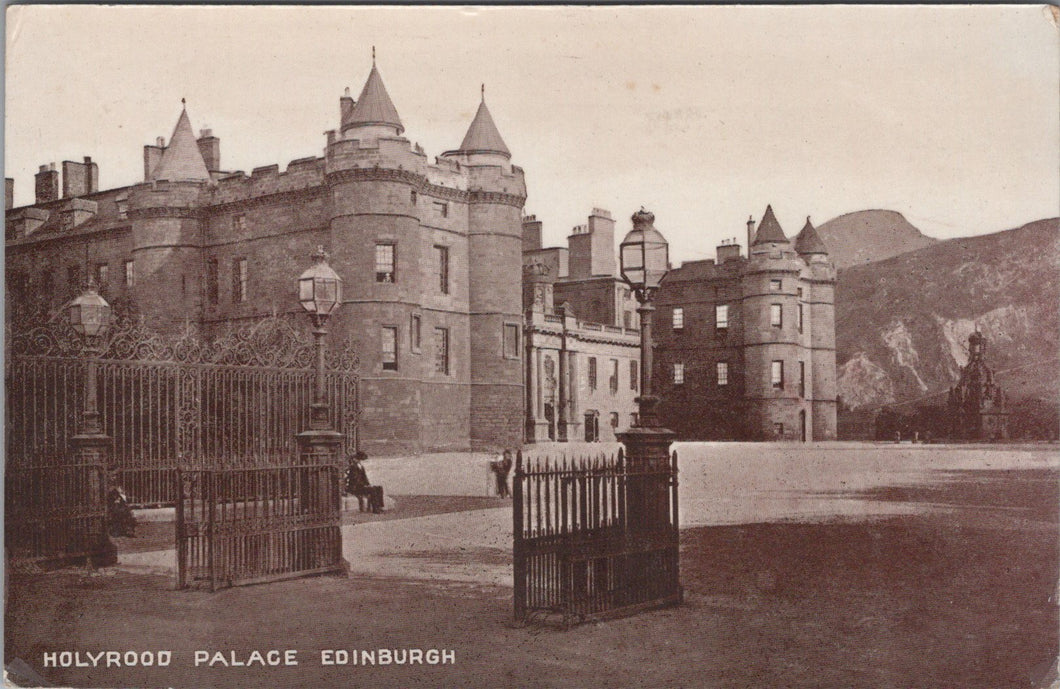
[456,92,510,158]
[151,105,210,181]
[345,63,404,134]
[752,204,788,245]
[794,216,828,254]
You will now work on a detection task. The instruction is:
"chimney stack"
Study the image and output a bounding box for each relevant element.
[522,214,543,252]
[144,137,165,180]
[197,128,220,171]
[34,163,59,204]
[340,87,355,127]
[746,216,756,256]
[61,156,99,198]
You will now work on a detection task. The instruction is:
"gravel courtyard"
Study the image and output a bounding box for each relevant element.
[5,442,1057,688]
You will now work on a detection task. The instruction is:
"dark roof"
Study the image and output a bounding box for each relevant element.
[752,204,788,245]
[794,216,828,254]
[345,64,404,134]
[151,107,210,181]
[456,98,510,157]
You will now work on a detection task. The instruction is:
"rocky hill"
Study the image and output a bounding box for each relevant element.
[817,210,938,269]
[834,218,1060,418]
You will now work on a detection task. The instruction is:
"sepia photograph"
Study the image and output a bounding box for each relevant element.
[3,5,1058,688]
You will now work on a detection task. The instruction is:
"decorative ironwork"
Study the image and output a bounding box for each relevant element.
[6,315,359,506]
[512,448,681,628]
[176,458,345,591]
[7,313,359,373]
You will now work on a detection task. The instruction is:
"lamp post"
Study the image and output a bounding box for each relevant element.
[66,277,117,566]
[616,209,676,532]
[298,246,343,431]
[67,278,112,436]
[619,208,670,430]
[296,247,349,576]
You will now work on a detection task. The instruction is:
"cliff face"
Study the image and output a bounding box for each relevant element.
[816,210,938,269]
[834,218,1060,413]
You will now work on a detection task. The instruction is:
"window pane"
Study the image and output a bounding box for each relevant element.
[630,360,638,391]
[717,361,728,386]
[716,304,728,329]
[770,304,782,327]
[609,359,619,394]
[772,360,784,388]
[588,358,597,390]
[375,244,395,283]
[673,363,685,384]
[672,307,684,329]
[434,328,449,374]
[770,279,782,291]
[382,327,398,370]
[411,314,422,351]
[503,323,520,358]
[436,245,449,294]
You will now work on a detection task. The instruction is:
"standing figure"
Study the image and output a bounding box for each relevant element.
[491,449,514,498]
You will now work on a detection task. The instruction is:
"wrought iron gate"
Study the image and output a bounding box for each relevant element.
[512,448,681,627]
[4,454,114,567]
[6,315,359,506]
[175,458,345,590]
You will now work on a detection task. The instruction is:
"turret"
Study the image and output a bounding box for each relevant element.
[127,103,209,332]
[794,216,829,262]
[340,57,404,142]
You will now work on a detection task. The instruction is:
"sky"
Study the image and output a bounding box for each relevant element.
[5,5,1058,264]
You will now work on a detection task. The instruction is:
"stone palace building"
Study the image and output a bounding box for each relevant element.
[5,60,526,455]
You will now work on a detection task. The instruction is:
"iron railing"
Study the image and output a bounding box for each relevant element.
[513,448,681,627]
[4,454,113,566]
[175,458,345,590]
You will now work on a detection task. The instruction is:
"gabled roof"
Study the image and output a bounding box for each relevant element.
[345,64,404,134]
[151,106,210,182]
[456,97,511,158]
[752,204,788,245]
[794,216,828,254]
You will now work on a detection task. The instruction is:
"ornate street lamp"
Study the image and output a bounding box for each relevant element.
[67,278,112,435]
[619,208,669,428]
[617,209,677,537]
[298,246,343,430]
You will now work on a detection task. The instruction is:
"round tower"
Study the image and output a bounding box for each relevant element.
[740,205,806,440]
[442,88,527,451]
[127,106,208,333]
[794,216,837,440]
[324,60,442,455]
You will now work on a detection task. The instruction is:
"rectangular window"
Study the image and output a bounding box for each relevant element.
[673,363,685,385]
[434,328,449,375]
[503,323,520,359]
[435,245,449,294]
[233,214,246,232]
[381,326,398,371]
[798,303,804,333]
[410,190,417,205]
[672,307,684,330]
[630,413,639,427]
[609,359,619,395]
[630,360,639,391]
[623,311,632,329]
[232,258,248,302]
[774,422,784,438]
[716,304,729,330]
[717,361,729,386]
[206,259,219,305]
[433,201,448,217]
[411,314,422,352]
[799,361,806,397]
[588,357,598,391]
[770,279,782,291]
[124,260,134,287]
[770,303,783,328]
[95,263,108,289]
[67,264,81,288]
[797,287,804,298]
[771,360,784,389]
[375,244,396,283]
[610,412,620,429]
